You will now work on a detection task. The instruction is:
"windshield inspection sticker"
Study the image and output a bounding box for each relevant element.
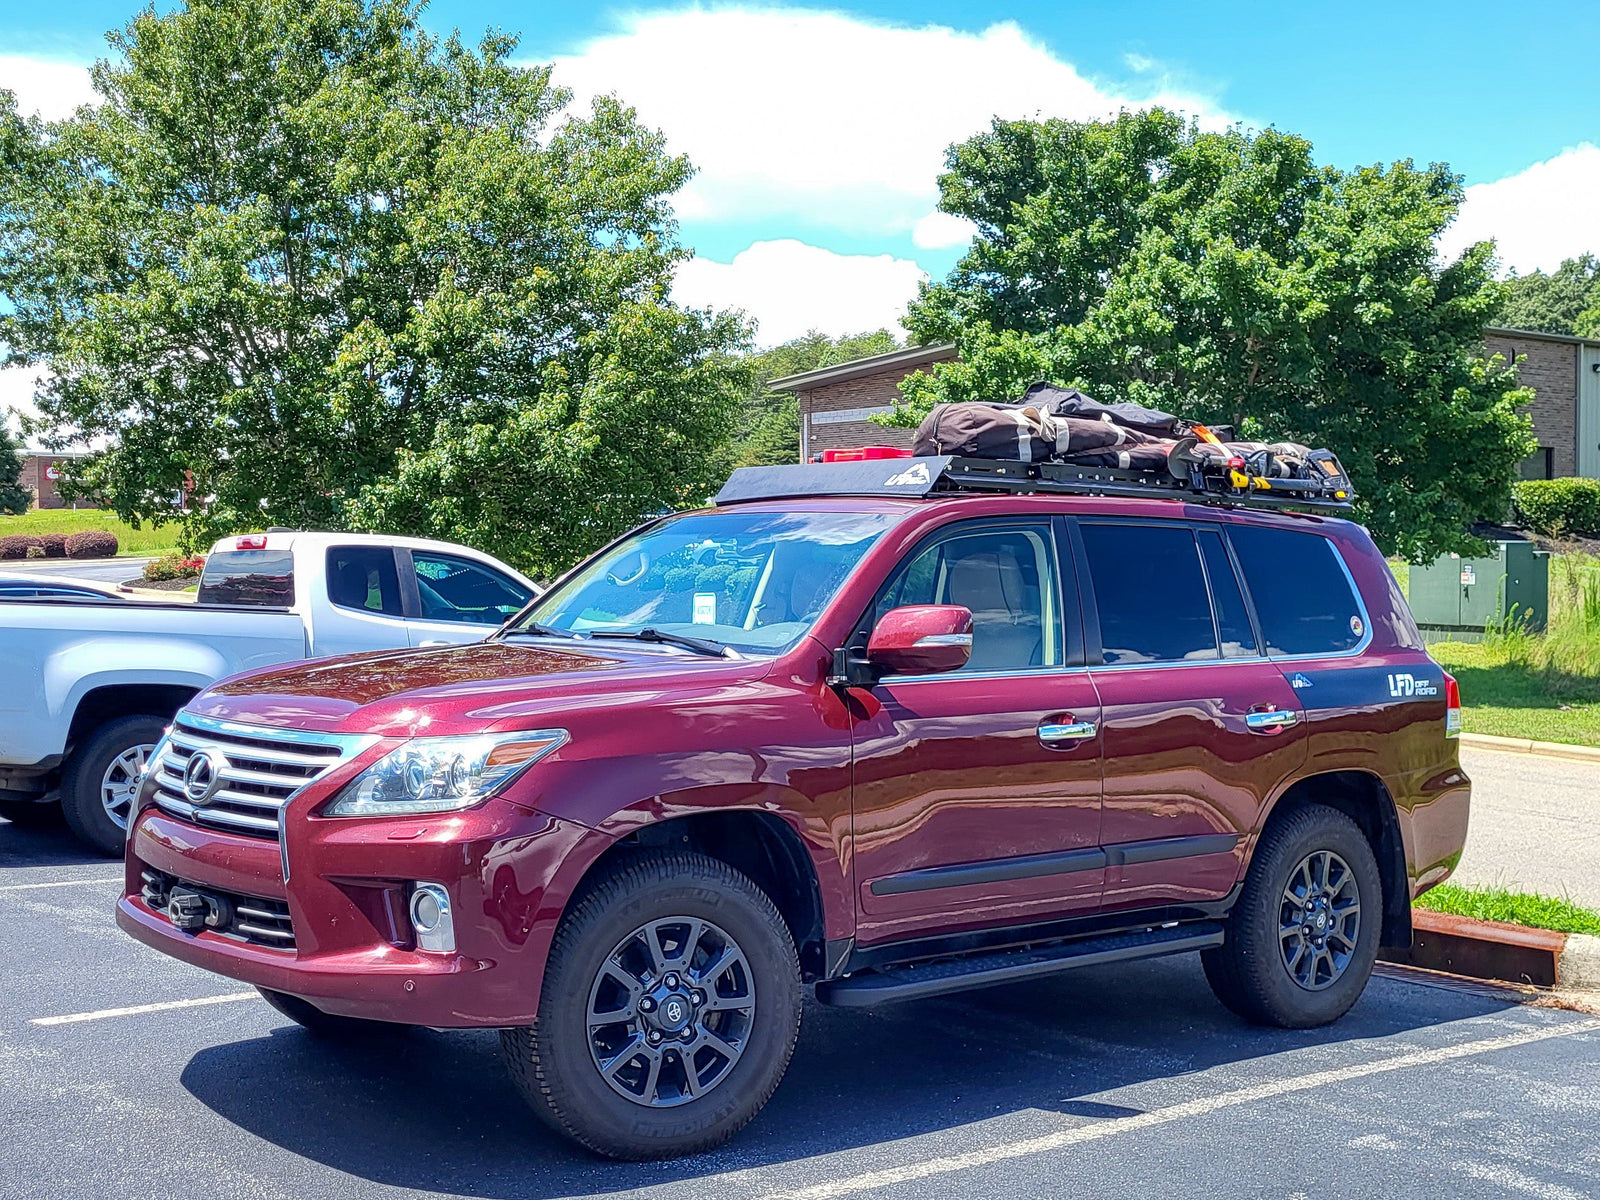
[692,593,717,625]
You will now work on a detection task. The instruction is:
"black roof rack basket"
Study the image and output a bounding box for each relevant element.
[716,450,1357,515]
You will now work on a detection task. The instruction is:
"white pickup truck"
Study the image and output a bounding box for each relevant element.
[0,530,538,853]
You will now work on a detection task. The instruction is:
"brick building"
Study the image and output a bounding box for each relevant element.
[17,452,91,509]
[769,343,956,460]
[1483,326,1600,480]
[771,329,1600,480]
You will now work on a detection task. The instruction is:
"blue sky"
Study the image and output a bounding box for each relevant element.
[1,1,1597,354]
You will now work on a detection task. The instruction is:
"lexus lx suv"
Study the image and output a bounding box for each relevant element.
[117,455,1469,1160]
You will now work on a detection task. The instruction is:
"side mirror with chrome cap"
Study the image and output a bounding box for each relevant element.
[865,605,974,676]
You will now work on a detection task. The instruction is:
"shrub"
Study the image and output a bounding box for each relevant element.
[25,544,44,559]
[64,530,119,559]
[37,533,68,558]
[0,534,41,560]
[142,553,205,582]
[1513,478,1600,539]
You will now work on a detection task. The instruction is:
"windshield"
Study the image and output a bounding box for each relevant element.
[510,510,895,655]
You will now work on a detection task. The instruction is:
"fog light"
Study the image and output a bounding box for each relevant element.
[408,883,455,953]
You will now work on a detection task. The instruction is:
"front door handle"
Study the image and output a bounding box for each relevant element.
[1245,708,1299,731]
[1039,719,1097,745]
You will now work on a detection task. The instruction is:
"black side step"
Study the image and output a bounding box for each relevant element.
[815,922,1225,1007]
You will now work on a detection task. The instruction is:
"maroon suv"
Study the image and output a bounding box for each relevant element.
[118,455,1469,1160]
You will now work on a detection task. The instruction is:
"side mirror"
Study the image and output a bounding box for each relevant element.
[866,605,974,676]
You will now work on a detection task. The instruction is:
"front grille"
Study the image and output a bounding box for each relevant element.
[150,714,374,841]
[140,867,296,950]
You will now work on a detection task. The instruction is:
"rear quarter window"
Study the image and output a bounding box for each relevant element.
[196,550,295,607]
[1227,525,1363,656]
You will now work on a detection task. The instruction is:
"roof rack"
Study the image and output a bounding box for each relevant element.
[715,452,1356,515]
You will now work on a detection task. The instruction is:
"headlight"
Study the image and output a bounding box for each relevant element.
[323,729,568,817]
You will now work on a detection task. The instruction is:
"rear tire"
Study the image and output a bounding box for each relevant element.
[0,798,65,828]
[256,988,405,1038]
[501,850,802,1160]
[1203,803,1381,1029]
[61,714,167,856]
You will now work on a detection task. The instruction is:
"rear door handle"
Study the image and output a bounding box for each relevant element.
[1039,720,1097,745]
[1245,709,1299,731]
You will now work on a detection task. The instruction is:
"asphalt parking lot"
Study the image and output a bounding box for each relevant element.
[4,818,1600,1200]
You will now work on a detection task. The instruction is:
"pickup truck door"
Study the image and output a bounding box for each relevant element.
[398,549,539,647]
[310,544,413,658]
[1070,518,1308,915]
[847,517,1104,948]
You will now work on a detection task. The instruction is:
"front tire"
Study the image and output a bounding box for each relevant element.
[61,715,167,856]
[1203,803,1381,1029]
[502,851,802,1160]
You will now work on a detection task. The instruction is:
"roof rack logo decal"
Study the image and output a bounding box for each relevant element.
[883,462,931,487]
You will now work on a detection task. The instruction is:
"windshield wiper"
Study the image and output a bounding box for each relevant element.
[503,621,578,640]
[586,627,730,657]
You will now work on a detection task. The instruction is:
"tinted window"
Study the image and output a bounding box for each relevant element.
[325,546,401,617]
[197,550,295,608]
[1227,526,1362,656]
[878,524,1062,672]
[1198,529,1257,657]
[412,552,531,625]
[1080,523,1217,664]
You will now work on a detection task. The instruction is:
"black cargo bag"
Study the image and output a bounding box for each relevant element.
[913,403,1056,461]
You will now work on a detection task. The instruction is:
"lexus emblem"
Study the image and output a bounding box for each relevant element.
[182,751,220,804]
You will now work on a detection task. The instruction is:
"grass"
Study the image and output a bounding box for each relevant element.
[1396,550,1600,749]
[1415,882,1600,936]
[0,508,182,555]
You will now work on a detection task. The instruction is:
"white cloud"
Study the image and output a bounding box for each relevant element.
[0,366,45,447]
[550,8,1228,239]
[1439,143,1600,275]
[912,211,978,250]
[674,239,925,346]
[0,55,95,120]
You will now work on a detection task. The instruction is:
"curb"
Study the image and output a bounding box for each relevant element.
[1381,910,1600,996]
[1458,732,1600,763]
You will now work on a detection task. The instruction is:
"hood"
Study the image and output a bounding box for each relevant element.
[188,640,775,737]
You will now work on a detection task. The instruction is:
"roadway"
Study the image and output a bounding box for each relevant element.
[2,818,1597,1200]
[1455,747,1600,909]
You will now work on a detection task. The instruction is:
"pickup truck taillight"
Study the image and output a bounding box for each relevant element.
[1443,671,1461,738]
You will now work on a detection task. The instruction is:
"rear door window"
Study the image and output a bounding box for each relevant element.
[1078,523,1218,664]
[326,546,402,617]
[1198,529,1258,658]
[1226,525,1363,656]
[197,550,296,607]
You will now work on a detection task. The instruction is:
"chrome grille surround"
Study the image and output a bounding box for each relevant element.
[150,713,379,843]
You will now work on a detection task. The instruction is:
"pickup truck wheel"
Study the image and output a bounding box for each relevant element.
[256,988,406,1038]
[502,850,801,1160]
[1203,803,1381,1029]
[0,799,65,828]
[61,714,167,856]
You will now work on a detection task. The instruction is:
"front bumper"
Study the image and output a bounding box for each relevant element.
[119,796,607,1027]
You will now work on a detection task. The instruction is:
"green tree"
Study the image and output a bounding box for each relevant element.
[731,329,899,467]
[1498,254,1600,337]
[895,110,1534,562]
[0,422,29,514]
[0,0,749,574]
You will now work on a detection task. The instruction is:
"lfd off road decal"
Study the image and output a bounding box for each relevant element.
[1278,665,1443,712]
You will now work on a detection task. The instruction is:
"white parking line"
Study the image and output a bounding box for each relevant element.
[0,876,123,894]
[31,992,258,1027]
[757,1017,1600,1200]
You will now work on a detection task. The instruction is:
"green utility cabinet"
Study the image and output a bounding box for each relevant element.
[1409,538,1549,641]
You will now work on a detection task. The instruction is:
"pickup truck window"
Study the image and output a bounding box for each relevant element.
[515,510,893,655]
[326,546,402,616]
[411,551,532,624]
[196,550,295,607]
